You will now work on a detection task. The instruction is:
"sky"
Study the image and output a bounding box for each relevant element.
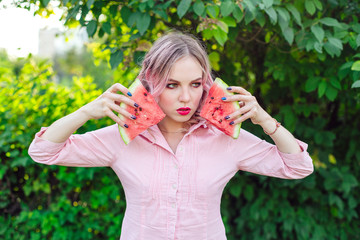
[0,0,84,58]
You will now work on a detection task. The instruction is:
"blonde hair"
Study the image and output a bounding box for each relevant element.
[138,31,213,129]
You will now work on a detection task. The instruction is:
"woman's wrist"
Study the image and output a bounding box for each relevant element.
[259,115,278,134]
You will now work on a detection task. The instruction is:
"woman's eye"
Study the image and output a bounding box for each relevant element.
[166,83,177,89]
[192,82,202,88]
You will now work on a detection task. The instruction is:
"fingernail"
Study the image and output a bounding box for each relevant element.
[229,121,234,125]
[124,124,129,128]
[225,116,230,120]
[131,115,137,120]
[221,97,226,101]
[127,92,132,97]
[227,87,232,90]
[134,103,139,108]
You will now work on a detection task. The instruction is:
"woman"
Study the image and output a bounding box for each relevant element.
[28,32,313,239]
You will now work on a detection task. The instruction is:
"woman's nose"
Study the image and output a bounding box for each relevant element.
[179,87,191,102]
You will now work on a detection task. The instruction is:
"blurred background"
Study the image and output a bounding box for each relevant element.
[1,0,359,239]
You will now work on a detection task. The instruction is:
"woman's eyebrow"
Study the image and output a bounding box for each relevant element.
[168,77,202,82]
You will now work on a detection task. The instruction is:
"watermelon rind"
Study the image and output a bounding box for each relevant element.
[118,79,141,145]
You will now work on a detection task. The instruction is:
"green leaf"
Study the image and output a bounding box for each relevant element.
[136,13,151,35]
[110,50,123,69]
[229,184,242,197]
[314,42,323,53]
[319,17,342,28]
[220,1,234,17]
[351,61,360,71]
[318,81,327,98]
[233,5,244,22]
[207,5,219,18]
[328,37,343,50]
[313,0,323,10]
[177,0,192,18]
[263,0,274,9]
[305,0,316,15]
[324,41,341,57]
[243,0,256,14]
[286,5,301,27]
[86,20,97,37]
[330,78,341,90]
[311,24,324,42]
[86,0,95,9]
[41,0,50,7]
[193,0,205,17]
[351,80,360,88]
[265,7,277,24]
[283,27,294,45]
[102,22,111,34]
[214,28,228,46]
[217,21,229,33]
[222,16,236,27]
[325,85,338,101]
[276,7,290,22]
[356,34,360,47]
[305,77,320,92]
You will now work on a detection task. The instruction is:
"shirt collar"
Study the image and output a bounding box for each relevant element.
[139,119,212,145]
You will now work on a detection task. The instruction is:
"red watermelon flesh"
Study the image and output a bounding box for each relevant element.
[200,78,241,138]
[118,78,166,144]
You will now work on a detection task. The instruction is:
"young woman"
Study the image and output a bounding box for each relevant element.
[29,32,313,240]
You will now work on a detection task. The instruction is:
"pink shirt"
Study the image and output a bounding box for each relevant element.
[28,120,313,240]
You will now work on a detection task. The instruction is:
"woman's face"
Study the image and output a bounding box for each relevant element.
[158,56,204,127]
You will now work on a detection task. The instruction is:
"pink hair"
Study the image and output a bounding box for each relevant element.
[137,31,214,116]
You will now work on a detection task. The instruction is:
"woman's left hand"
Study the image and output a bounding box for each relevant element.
[222,86,271,126]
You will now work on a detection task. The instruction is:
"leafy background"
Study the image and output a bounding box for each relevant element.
[1,0,360,239]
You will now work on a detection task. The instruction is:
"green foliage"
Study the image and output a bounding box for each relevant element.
[2,0,360,239]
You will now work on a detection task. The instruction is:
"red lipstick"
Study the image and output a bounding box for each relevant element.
[177,107,191,115]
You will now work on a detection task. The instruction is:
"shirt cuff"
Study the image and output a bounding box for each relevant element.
[32,127,67,153]
[277,139,310,161]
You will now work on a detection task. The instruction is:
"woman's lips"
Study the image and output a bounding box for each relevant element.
[177,107,191,115]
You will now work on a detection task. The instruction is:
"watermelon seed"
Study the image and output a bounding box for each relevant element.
[144,92,148,96]
[208,101,212,103]
[219,119,223,123]
[139,107,142,111]
[211,97,214,100]
[215,107,219,110]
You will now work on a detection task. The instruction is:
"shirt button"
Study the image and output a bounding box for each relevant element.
[172,184,177,189]
[172,203,176,208]
[178,146,183,152]
[174,164,178,169]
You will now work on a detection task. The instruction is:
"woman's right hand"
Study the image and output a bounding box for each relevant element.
[81,83,138,128]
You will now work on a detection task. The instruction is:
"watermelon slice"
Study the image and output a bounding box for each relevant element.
[200,78,241,139]
[118,79,166,144]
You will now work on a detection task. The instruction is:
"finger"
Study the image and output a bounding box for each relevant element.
[109,102,137,120]
[230,109,255,125]
[105,109,128,128]
[225,103,253,121]
[222,94,255,103]
[103,92,139,108]
[108,83,132,97]
[226,86,252,96]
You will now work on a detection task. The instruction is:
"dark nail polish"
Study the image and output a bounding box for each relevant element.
[127,92,132,97]
[124,124,129,128]
[225,116,230,120]
[134,103,139,108]
[227,87,232,90]
[229,121,234,125]
[131,115,137,120]
[221,97,226,101]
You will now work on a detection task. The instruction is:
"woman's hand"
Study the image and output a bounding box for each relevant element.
[81,83,139,128]
[221,86,271,126]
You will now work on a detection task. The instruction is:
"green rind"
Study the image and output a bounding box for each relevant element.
[118,78,141,145]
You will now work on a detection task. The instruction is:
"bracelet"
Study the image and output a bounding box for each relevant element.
[264,118,281,136]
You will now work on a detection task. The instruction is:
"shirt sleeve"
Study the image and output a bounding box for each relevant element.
[231,129,314,179]
[28,124,122,167]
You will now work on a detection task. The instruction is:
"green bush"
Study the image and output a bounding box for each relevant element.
[2,0,360,238]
